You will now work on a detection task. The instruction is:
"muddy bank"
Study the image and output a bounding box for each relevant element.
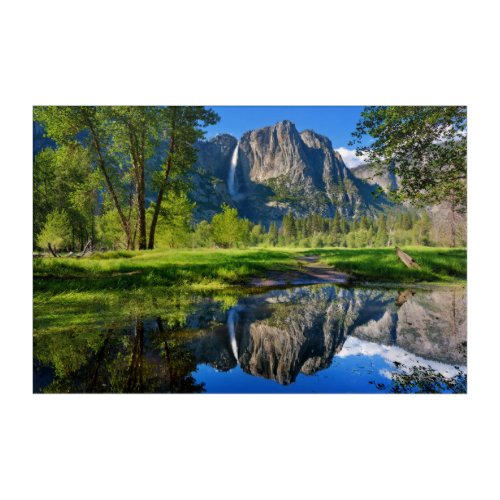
[249,255,351,287]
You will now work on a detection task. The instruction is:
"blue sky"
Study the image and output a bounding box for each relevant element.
[205,106,369,168]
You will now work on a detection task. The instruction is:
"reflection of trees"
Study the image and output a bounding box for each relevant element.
[34,317,205,393]
[376,363,467,394]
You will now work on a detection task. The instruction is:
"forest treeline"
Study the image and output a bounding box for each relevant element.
[188,204,464,249]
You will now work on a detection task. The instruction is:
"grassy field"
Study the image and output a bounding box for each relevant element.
[33,246,466,334]
[34,248,297,293]
[34,246,466,291]
[307,247,467,284]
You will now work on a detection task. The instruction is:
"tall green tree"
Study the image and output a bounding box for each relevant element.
[268,222,279,246]
[34,106,135,248]
[34,106,219,251]
[281,212,297,243]
[37,209,72,252]
[375,215,388,246]
[150,190,195,248]
[105,106,162,249]
[34,143,98,250]
[351,106,467,208]
[147,106,219,249]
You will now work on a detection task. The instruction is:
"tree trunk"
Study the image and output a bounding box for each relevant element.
[450,198,457,248]
[126,319,144,392]
[138,127,147,250]
[87,336,109,393]
[157,317,173,390]
[77,239,93,258]
[47,242,59,257]
[83,111,132,249]
[137,160,147,250]
[148,108,177,250]
[128,125,147,250]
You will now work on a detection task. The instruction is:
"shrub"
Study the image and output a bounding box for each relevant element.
[37,210,72,251]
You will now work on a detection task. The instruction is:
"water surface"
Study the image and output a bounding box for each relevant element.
[33,284,467,393]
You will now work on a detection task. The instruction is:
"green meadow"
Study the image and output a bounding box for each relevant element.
[308,247,466,284]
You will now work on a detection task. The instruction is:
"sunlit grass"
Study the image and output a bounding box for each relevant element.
[308,247,466,283]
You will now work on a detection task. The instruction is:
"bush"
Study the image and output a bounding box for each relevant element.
[311,235,325,248]
[37,210,72,251]
[211,204,249,248]
[191,220,213,247]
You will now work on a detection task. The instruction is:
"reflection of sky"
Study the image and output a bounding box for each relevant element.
[338,336,466,380]
[193,335,466,394]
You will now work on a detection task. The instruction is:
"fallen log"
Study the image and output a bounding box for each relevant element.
[395,247,420,269]
[77,239,93,258]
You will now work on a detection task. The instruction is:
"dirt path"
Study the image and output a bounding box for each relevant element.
[249,254,351,287]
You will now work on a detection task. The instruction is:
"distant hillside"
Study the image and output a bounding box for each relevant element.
[349,162,398,193]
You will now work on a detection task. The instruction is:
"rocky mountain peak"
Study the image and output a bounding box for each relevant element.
[191,120,393,224]
[300,129,333,151]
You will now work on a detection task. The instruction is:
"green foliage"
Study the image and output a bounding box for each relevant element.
[267,222,279,246]
[33,106,219,251]
[37,209,73,251]
[351,106,467,208]
[151,190,194,248]
[96,209,125,249]
[211,204,249,248]
[33,144,98,249]
[192,220,213,247]
[272,208,447,248]
[281,212,297,243]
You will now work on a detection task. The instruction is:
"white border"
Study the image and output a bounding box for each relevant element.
[1,1,499,499]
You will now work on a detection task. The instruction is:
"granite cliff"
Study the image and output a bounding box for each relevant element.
[191,120,392,223]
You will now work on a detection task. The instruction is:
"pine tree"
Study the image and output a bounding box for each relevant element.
[268,221,279,246]
[331,213,342,246]
[375,215,388,247]
[281,212,297,243]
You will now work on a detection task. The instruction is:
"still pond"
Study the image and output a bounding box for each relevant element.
[33,284,467,394]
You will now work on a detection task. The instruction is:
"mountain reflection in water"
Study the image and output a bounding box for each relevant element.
[33,284,467,394]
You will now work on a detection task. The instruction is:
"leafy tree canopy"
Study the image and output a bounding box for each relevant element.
[350,106,467,208]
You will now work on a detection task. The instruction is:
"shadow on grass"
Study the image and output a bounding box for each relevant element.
[34,250,295,294]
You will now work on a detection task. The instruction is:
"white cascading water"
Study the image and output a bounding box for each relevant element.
[227,142,239,197]
[227,307,239,363]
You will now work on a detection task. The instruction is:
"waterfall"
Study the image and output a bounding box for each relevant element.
[227,142,239,197]
[227,307,239,363]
